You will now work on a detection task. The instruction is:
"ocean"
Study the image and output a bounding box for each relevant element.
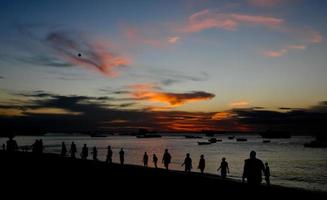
[1,134,326,191]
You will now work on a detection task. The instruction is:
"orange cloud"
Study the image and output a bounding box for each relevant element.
[211,111,234,121]
[46,32,130,77]
[229,101,250,107]
[129,83,215,107]
[181,9,284,33]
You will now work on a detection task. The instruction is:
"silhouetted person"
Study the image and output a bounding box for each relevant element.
[92,146,98,161]
[217,157,229,179]
[106,145,113,164]
[70,142,77,159]
[153,154,158,168]
[198,155,205,174]
[162,149,171,170]
[119,148,125,165]
[181,153,192,172]
[61,142,67,157]
[81,144,88,160]
[3,144,6,151]
[242,151,265,185]
[143,152,149,167]
[264,162,271,186]
[6,136,18,153]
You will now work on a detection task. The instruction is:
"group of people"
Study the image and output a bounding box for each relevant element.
[3,137,271,186]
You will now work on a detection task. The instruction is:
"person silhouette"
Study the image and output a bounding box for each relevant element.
[92,146,98,161]
[70,142,77,159]
[242,151,265,185]
[81,144,88,160]
[217,157,229,179]
[106,145,113,164]
[143,152,149,167]
[2,144,5,151]
[6,135,18,153]
[119,148,125,165]
[181,153,192,172]
[198,155,205,174]
[153,154,158,168]
[264,162,271,186]
[61,142,67,157]
[162,149,171,170]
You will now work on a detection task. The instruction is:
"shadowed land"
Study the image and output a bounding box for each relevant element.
[1,151,326,198]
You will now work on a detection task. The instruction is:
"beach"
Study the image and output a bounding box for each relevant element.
[1,150,326,198]
[1,134,326,192]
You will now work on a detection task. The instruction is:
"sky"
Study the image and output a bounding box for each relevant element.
[0,0,327,133]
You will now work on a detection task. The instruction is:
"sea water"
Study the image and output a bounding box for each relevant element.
[1,134,326,191]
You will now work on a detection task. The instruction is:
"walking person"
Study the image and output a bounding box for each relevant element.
[181,153,192,172]
[119,148,125,165]
[217,157,229,179]
[106,145,113,164]
[162,149,171,170]
[153,154,158,168]
[143,152,149,167]
[198,155,205,174]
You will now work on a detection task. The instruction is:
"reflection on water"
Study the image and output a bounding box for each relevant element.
[1,135,327,191]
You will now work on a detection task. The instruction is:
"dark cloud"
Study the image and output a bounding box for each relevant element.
[1,91,326,136]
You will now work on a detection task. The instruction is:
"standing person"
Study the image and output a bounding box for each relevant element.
[6,136,18,153]
[119,148,125,165]
[153,154,158,168]
[143,152,149,167]
[61,142,67,157]
[198,155,205,174]
[106,145,113,164]
[92,146,98,161]
[81,144,88,160]
[70,142,77,159]
[162,149,171,170]
[181,153,192,172]
[242,151,265,185]
[264,162,271,186]
[217,157,229,179]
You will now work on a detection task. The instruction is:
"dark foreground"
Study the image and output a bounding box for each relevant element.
[1,151,326,198]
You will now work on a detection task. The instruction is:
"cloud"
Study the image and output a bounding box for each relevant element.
[180,9,284,33]
[229,101,250,107]
[1,91,327,134]
[12,25,130,77]
[129,83,215,106]
[263,44,306,57]
[45,31,130,77]
[167,36,180,44]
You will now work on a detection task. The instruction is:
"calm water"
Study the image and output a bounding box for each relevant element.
[1,135,327,191]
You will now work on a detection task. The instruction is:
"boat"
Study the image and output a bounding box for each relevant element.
[260,129,291,139]
[136,134,162,138]
[198,142,211,145]
[236,138,247,142]
[185,135,203,139]
[263,140,271,143]
[228,136,235,140]
[208,138,217,143]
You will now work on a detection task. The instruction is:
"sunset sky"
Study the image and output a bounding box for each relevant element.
[0,0,327,133]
